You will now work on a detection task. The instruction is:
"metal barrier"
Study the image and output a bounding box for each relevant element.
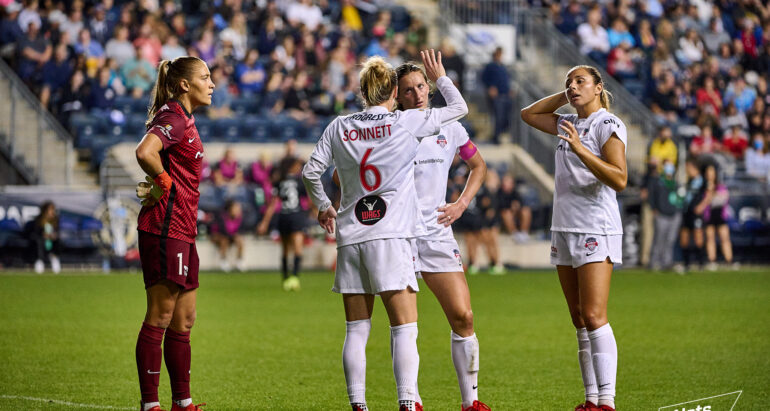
[0,58,73,185]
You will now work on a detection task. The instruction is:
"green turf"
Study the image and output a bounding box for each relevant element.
[0,269,768,410]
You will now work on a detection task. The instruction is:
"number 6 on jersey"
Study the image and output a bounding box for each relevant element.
[359,148,381,191]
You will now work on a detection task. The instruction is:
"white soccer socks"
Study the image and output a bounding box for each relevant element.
[588,323,617,408]
[576,327,599,405]
[391,322,420,404]
[451,331,479,408]
[343,319,371,407]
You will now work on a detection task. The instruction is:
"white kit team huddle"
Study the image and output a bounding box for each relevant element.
[302,49,627,411]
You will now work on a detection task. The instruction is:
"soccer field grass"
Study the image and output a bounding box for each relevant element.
[0,269,768,410]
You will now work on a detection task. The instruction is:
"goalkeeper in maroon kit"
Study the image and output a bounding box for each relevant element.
[134,56,213,411]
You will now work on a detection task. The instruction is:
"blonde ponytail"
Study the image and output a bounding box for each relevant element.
[359,56,397,107]
[145,56,204,127]
[600,89,613,111]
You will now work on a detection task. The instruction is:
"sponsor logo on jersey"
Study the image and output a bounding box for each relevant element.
[585,237,599,252]
[355,195,386,225]
[436,134,447,148]
[195,151,204,159]
[603,118,619,127]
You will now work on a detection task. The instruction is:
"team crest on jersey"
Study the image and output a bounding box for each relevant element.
[355,195,386,225]
[436,135,447,148]
[551,246,558,257]
[584,237,598,251]
[453,248,462,265]
[154,124,171,138]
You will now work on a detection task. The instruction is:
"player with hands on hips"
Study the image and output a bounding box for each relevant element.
[395,60,490,411]
[521,65,627,411]
[302,49,468,411]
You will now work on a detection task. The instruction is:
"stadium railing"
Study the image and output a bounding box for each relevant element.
[0,58,74,185]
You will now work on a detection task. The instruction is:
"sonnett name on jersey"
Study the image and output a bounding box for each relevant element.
[343,125,392,142]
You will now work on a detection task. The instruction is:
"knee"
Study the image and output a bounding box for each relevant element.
[581,307,607,330]
[171,309,196,332]
[146,310,174,329]
[450,309,474,336]
[568,305,585,328]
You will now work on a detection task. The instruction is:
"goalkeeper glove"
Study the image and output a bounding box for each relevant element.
[136,171,173,206]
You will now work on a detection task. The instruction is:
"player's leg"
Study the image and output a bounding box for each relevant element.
[465,231,480,274]
[693,226,705,267]
[679,227,692,269]
[138,280,179,411]
[717,223,733,264]
[289,231,304,289]
[343,294,375,410]
[577,259,616,410]
[483,226,503,274]
[705,224,717,267]
[557,265,597,408]
[280,234,291,287]
[233,234,245,271]
[422,271,480,409]
[381,288,420,410]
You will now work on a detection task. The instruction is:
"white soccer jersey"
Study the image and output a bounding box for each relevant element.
[303,76,468,247]
[552,108,627,235]
[414,122,470,240]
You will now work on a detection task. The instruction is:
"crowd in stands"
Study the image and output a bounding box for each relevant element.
[0,0,482,152]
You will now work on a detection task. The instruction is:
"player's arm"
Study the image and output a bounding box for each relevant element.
[520,91,568,135]
[437,143,486,226]
[135,133,173,206]
[302,128,336,234]
[257,195,279,235]
[559,120,628,192]
[409,49,469,138]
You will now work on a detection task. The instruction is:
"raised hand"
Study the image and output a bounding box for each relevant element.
[421,49,446,82]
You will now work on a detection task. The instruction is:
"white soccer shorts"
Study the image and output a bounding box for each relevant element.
[411,237,465,274]
[333,238,419,294]
[550,232,623,268]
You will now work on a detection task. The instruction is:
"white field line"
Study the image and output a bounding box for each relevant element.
[0,394,135,410]
[657,390,743,410]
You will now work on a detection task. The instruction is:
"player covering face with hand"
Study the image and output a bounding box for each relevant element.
[134,56,214,411]
[302,49,468,411]
[395,61,490,411]
[521,65,627,411]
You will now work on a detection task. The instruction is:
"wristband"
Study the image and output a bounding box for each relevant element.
[153,171,173,194]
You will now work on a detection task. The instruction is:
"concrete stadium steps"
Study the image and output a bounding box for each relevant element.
[195,235,552,271]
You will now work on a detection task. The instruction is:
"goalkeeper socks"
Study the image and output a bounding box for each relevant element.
[343,319,370,405]
[576,328,599,405]
[451,331,479,408]
[293,255,302,277]
[164,328,192,401]
[391,322,419,402]
[589,323,617,409]
[136,322,165,404]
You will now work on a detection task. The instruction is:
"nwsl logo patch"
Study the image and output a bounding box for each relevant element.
[436,135,447,148]
[453,248,462,265]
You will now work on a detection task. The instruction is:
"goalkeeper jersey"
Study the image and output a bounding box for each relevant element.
[137,99,203,243]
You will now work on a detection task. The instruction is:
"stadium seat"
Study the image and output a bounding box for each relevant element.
[240,116,270,142]
[70,113,104,148]
[215,118,242,142]
[195,116,213,140]
[231,96,262,116]
[270,117,301,142]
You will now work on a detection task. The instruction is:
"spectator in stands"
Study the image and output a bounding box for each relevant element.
[104,24,134,67]
[286,0,323,31]
[702,17,731,56]
[120,44,155,98]
[702,163,734,270]
[678,28,705,65]
[207,65,234,119]
[440,39,465,91]
[648,125,678,169]
[0,2,24,58]
[608,41,637,81]
[481,46,512,143]
[639,159,658,268]
[723,76,757,114]
[18,0,41,34]
[58,69,89,124]
[554,1,584,35]
[213,148,244,187]
[219,12,247,61]
[720,102,749,133]
[674,79,698,120]
[161,34,185,61]
[577,6,610,65]
[88,66,116,113]
[261,71,286,114]
[747,97,766,135]
[16,19,50,83]
[745,132,770,180]
[283,70,314,122]
[60,8,84,45]
[608,18,635,50]
[650,71,679,123]
[39,43,73,108]
[235,49,266,97]
[635,18,656,55]
[256,17,280,56]
[209,199,245,272]
[497,173,531,243]
[194,29,216,65]
[649,159,683,271]
[29,200,61,274]
[722,125,749,160]
[695,76,723,117]
[716,42,737,75]
[89,4,111,46]
[74,28,104,62]
[690,125,721,157]
[133,21,162,66]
